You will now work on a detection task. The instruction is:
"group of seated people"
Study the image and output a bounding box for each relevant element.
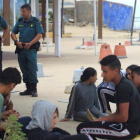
[0,55,140,140]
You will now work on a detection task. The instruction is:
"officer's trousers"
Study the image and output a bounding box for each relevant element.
[18,49,38,83]
[0,43,2,74]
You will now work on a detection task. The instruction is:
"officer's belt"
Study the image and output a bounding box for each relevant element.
[29,42,40,50]
[15,42,40,54]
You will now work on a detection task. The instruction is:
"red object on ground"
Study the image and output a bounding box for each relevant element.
[99,44,112,61]
[84,41,95,46]
[100,44,111,50]
[124,41,131,46]
[114,43,127,58]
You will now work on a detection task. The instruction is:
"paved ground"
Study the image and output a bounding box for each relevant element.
[2,25,140,137]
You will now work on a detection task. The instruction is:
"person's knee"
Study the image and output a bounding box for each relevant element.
[18,116,31,126]
[77,123,85,134]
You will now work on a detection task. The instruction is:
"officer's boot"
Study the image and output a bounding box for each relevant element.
[31,83,38,97]
[19,83,32,96]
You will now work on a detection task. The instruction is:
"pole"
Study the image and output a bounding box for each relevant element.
[46,0,49,52]
[98,0,103,39]
[75,0,77,26]
[61,0,64,37]
[55,0,61,57]
[13,0,16,26]
[53,0,55,43]
[3,0,10,46]
[94,0,97,55]
[42,0,46,40]
[131,0,137,45]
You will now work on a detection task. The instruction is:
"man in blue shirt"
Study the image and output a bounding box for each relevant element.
[11,4,44,97]
[0,16,9,74]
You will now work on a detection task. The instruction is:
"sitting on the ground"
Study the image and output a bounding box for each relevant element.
[126,64,138,81]
[131,66,140,93]
[26,100,91,140]
[77,55,140,140]
[0,68,31,139]
[97,64,138,113]
[60,67,107,122]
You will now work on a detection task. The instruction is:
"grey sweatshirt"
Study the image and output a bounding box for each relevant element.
[65,82,102,118]
[26,100,57,131]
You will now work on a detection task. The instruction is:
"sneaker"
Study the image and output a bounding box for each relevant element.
[87,109,97,122]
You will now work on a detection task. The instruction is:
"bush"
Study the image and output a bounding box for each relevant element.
[1,115,26,140]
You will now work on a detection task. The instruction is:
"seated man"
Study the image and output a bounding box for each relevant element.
[97,66,138,113]
[0,68,31,139]
[26,100,92,140]
[77,55,140,140]
[131,66,140,93]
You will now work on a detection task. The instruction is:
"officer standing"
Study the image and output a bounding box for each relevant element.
[0,16,9,74]
[11,4,44,97]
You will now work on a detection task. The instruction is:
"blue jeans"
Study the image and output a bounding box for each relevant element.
[73,107,107,122]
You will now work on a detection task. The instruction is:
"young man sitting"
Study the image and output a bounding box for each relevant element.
[26,100,91,140]
[0,68,31,139]
[77,55,140,140]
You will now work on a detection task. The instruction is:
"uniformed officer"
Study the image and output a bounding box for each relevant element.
[0,16,9,74]
[11,4,44,97]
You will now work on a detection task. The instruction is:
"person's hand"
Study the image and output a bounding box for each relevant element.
[1,110,20,121]
[16,41,23,49]
[5,100,13,111]
[1,110,11,120]
[60,118,70,122]
[24,43,31,50]
[10,110,20,118]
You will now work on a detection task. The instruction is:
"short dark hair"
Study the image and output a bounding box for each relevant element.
[0,67,21,85]
[132,67,140,75]
[55,108,59,117]
[21,4,31,11]
[126,64,138,71]
[80,67,96,82]
[100,55,121,70]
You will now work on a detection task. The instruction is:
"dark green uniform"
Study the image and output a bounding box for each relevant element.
[0,16,8,74]
[12,16,44,84]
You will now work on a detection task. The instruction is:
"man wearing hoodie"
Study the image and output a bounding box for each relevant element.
[26,100,93,140]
